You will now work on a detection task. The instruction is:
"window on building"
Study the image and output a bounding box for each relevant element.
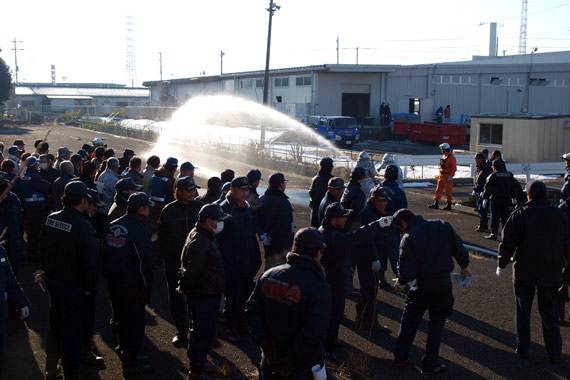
[275,77,289,87]
[479,123,503,145]
[490,77,502,85]
[255,79,264,88]
[224,80,234,91]
[296,76,312,86]
[530,78,548,86]
[240,79,253,89]
[116,102,128,107]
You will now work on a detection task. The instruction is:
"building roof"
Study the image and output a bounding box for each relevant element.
[14,84,149,98]
[472,113,570,120]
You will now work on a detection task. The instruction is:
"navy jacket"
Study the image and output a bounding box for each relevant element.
[107,192,129,223]
[309,172,333,210]
[255,188,294,255]
[320,220,382,298]
[341,179,366,231]
[40,167,60,185]
[317,192,338,227]
[158,199,203,261]
[499,199,570,287]
[179,224,225,297]
[40,207,101,292]
[474,161,493,193]
[0,191,22,265]
[0,246,29,334]
[51,172,74,211]
[381,179,408,255]
[398,216,469,289]
[482,170,518,200]
[102,213,154,289]
[562,166,570,202]
[355,201,386,263]
[217,193,261,276]
[246,252,331,375]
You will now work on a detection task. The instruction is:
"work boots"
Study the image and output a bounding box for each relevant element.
[428,201,439,209]
[443,202,452,211]
[172,322,188,346]
[485,230,498,240]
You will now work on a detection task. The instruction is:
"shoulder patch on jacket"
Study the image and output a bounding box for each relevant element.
[46,218,72,233]
[261,277,301,304]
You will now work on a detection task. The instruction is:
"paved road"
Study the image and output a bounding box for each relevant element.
[0,123,568,380]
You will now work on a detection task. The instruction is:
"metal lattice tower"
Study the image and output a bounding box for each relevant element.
[518,0,528,54]
[125,14,138,87]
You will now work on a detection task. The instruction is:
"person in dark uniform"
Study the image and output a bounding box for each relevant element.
[0,171,22,278]
[39,154,60,185]
[497,180,569,364]
[246,169,263,213]
[158,176,203,345]
[317,177,345,227]
[196,177,223,205]
[70,154,83,178]
[108,177,142,223]
[255,172,294,270]
[40,181,101,380]
[124,157,144,186]
[79,162,98,191]
[558,197,570,323]
[246,227,332,380]
[473,153,493,232]
[309,157,333,227]
[179,162,197,178]
[482,159,519,240]
[217,176,261,343]
[561,153,570,203]
[102,192,154,376]
[22,157,51,262]
[0,244,30,376]
[179,203,230,379]
[319,202,391,361]
[220,169,235,185]
[353,187,392,332]
[118,149,136,175]
[379,164,408,288]
[393,209,471,375]
[51,161,75,212]
[341,166,366,229]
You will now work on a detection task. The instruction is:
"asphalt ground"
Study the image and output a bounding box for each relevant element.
[0,123,569,380]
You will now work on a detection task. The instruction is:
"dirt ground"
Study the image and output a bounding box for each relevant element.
[0,123,569,380]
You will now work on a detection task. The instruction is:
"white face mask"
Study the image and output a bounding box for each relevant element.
[213,221,224,234]
[39,163,48,170]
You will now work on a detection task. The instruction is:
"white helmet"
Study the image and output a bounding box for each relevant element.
[439,143,451,150]
[359,151,369,160]
[92,137,105,146]
[382,153,394,163]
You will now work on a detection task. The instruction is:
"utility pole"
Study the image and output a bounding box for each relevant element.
[261,0,280,148]
[220,50,225,75]
[356,47,359,64]
[159,52,163,81]
[11,37,23,84]
[336,35,339,64]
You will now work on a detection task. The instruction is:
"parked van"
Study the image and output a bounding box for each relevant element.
[311,116,360,146]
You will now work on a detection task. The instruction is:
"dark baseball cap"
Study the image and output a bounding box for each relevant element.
[58,147,73,156]
[123,149,135,156]
[77,149,88,158]
[70,154,83,163]
[525,180,547,197]
[180,162,197,171]
[166,157,178,167]
[176,176,200,190]
[393,208,415,226]
[115,177,143,192]
[0,171,10,183]
[8,146,22,154]
[320,157,333,168]
[268,172,287,186]
[231,176,250,189]
[293,227,326,254]
[350,166,366,180]
[328,177,345,189]
[474,152,485,160]
[64,181,88,197]
[371,186,392,200]
[86,189,104,207]
[13,139,25,146]
[26,157,39,167]
[127,192,151,208]
[325,202,352,221]
[199,203,231,221]
[246,169,262,182]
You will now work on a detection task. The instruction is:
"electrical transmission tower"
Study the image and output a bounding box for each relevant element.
[518,0,528,54]
[125,14,138,87]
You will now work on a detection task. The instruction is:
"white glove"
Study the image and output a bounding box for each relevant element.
[378,216,393,228]
[19,306,29,320]
[495,267,503,279]
[260,233,272,246]
[460,265,472,280]
[371,260,381,272]
[511,198,517,205]
[472,190,477,198]
[482,199,488,208]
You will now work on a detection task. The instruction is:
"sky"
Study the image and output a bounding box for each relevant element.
[1,0,569,86]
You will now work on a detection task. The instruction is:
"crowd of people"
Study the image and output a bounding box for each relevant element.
[0,136,567,380]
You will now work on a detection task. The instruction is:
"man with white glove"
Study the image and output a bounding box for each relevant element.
[497,180,569,363]
[0,245,31,376]
[392,209,469,375]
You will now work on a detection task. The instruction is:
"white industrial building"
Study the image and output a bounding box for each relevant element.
[143,50,570,125]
